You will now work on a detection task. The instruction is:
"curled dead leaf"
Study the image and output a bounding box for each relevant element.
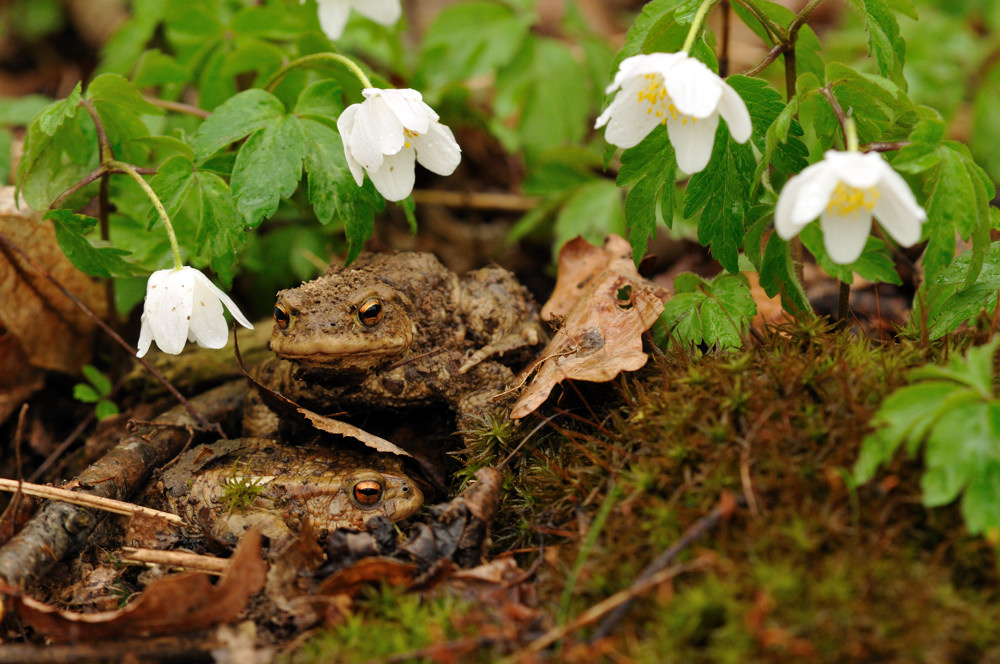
[511,235,668,419]
[0,186,107,374]
[1,530,266,642]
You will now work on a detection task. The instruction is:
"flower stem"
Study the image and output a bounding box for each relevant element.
[107,159,182,270]
[682,0,719,54]
[263,52,373,92]
[844,117,860,152]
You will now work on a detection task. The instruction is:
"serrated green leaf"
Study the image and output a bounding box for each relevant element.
[131,49,190,90]
[231,115,306,227]
[684,126,755,273]
[760,231,810,315]
[192,89,285,159]
[294,79,345,119]
[846,0,907,85]
[35,83,82,136]
[46,209,141,278]
[299,117,382,235]
[656,273,756,349]
[615,0,701,69]
[86,73,163,117]
[619,127,676,261]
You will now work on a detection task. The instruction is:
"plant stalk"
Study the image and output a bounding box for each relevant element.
[682,0,720,54]
[263,52,373,92]
[106,159,182,270]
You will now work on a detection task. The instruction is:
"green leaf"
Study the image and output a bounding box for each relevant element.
[799,225,902,285]
[35,83,82,137]
[73,384,101,404]
[553,181,626,258]
[95,400,120,420]
[684,127,755,273]
[192,89,285,159]
[294,79,345,119]
[619,127,676,261]
[855,339,1000,540]
[494,36,590,157]
[655,273,756,349]
[149,154,246,285]
[760,231,810,315]
[96,0,166,76]
[231,115,307,227]
[46,210,142,278]
[299,118,383,258]
[615,0,701,67]
[0,94,53,125]
[418,1,532,86]
[845,0,907,85]
[131,49,191,90]
[86,73,163,117]
[81,365,112,396]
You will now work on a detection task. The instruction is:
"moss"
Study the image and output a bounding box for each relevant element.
[294,327,1000,661]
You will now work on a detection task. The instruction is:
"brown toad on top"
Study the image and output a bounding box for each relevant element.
[244,251,544,438]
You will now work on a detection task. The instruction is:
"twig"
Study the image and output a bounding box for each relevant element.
[119,547,229,574]
[0,231,220,435]
[862,141,911,153]
[144,96,211,118]
[0,479,184,525]
[590,492,742,640]
[837,279,851,323]
[525,558,710,653]
[410,189,541,211]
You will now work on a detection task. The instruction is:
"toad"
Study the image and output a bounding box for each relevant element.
[162,438,422,543]
[243,251,544,438]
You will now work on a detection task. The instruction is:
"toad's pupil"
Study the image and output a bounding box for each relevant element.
[359,299,383,326]
[354,480,382,505]
[273,304,290,329]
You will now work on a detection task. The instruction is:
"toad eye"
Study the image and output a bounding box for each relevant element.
[273,302,290,329]
[352,479,383,507]
[358,298,384,327]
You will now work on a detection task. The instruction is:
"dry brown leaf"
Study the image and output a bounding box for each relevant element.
[2,530,267,642]
[511,235,668,419]
[234,332,411,457]
[0,186,107,374]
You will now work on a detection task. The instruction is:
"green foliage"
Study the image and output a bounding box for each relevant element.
[618,126,676,261]
[73,365,119,420]
[655,272,757,349]
[855,339,1000,541]
[916,239,1000,339]
[220,461,265,513]
[46,210,142,279]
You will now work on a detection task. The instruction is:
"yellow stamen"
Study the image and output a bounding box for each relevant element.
[826,182,880,217]
[633,75,697,128]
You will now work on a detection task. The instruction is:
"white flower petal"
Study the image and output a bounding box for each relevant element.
[348,101,389,171]
[191,270,253,330]
[824,150,884,189]
[379,88,432,134]
[873,168,926,247]
[606,52,685,95]
[316,0,351,39]
[352,0,401,26]
[412,122,461,175]
[367,148,416,201]
[718,83,752,143]
[821,209,873,264]
[666,111,719,174]
[601,80,664,148]
[144,268,195,355]
[337,103,366,186]
[187,277,229,349]
[775,169,812,240]
[136,314,153,358]
[788,162,840,226]
[663,56,723,119]
[365,94,406,155]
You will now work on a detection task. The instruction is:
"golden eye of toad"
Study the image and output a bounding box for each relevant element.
[358,298,384,327]
[353,480,383,506]
[273,303,290,329]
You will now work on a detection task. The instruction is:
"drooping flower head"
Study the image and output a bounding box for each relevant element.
[596,52,752,174]
[136,267,253,357]
[774,150,927,265]
[308,0,402,40]
[337,88,461,201]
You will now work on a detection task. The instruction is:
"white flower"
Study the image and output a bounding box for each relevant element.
[775,150,927,265]
[337,88,461,201]
[308,0,401,40]
[136,267,253,358]
[595,52,752,174]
